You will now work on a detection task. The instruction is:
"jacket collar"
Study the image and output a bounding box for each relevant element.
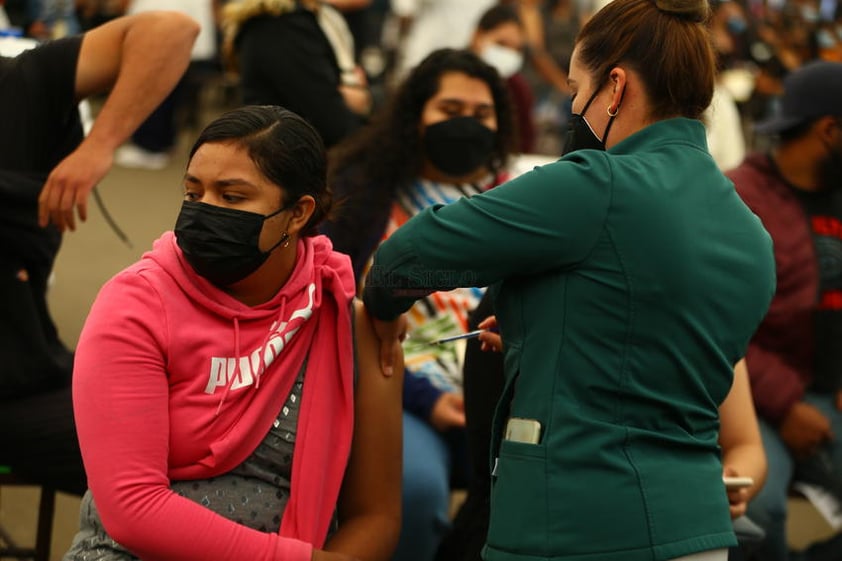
[608,117,708,156]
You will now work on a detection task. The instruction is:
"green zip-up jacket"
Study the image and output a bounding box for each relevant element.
[363,118,775,561]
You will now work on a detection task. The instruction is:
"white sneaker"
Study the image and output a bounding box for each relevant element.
[115,144,170,170]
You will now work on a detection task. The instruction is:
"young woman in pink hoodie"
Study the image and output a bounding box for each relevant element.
[65,105,403,561]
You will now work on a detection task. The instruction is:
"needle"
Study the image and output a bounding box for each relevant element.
[429,329,493,346]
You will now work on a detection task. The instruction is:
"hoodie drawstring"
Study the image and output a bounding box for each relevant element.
[255,297,287,390]
[215,297,290,414]
[216,315,243,416]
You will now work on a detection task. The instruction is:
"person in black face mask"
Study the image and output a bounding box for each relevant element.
[561,83,620,154]
[174,194,297,287]
[324,48,517,284]
[65,105,404,561]
[322,48,519,561]
[362,0,780,560]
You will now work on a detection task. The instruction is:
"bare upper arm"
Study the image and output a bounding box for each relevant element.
[340,300,404,517]
[718,358,762,451]
[74,11,199,101]
[322,300,403,559]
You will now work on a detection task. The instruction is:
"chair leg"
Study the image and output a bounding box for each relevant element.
[0,481,56,561]
[0,520,25,553]
[34,486,55,561]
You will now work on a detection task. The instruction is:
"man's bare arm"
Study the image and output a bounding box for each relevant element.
[38,11,199,231]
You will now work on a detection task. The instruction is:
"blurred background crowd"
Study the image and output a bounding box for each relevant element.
[3,0,840,169]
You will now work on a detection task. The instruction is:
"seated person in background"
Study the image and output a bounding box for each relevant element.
[0,9,199,495]
[728,60,842,561]
[63,105,402,561]
[323,48,519,561]
[468,3,536,154]
[514,0,580,155]
[222,0,372,148]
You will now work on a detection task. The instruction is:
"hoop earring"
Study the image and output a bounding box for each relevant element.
[607,104,619,117]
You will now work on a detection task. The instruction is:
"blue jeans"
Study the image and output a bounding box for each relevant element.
[391,411,452,561]
[746,392,842,561]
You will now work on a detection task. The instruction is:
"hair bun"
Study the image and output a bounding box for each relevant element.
[654,0,709,23]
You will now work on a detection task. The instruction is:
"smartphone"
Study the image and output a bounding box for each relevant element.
[723,476,754,490]
[504,417,542,444]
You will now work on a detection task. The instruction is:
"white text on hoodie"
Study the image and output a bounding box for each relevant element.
[204,284,316,394]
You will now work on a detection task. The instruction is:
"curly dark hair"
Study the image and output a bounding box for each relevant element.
[329,48,518,194]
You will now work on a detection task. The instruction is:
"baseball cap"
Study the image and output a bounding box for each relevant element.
[754,60,842,135]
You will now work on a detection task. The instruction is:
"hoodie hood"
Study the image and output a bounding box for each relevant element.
[146,231,351,412]
[146,230,315,322]
[134,229,355,464]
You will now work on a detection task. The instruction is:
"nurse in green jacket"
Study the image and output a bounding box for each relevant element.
[362,0,776,559]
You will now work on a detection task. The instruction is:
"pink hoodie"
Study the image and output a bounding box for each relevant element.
[72,232,356,561]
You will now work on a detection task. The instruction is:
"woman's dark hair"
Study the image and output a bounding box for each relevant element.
[476,4,523,32]
[576,0,716,121]
[329,48,517,194]
[188,105,331,236]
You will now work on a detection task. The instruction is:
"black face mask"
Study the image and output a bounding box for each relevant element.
[819,140,842,191]
[174,200,290,286]
[423,116,497,177]
[562,87,617,156]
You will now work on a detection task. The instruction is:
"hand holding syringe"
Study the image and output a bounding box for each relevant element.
[428,316,502,352]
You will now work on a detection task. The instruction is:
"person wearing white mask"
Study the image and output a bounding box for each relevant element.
[469,4,536,153]
[392,0,495,79]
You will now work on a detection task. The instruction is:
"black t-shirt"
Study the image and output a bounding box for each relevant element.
[0,36,82,398]
[0,35,83,173]
[236,9,362,148]
[793,185,842,393]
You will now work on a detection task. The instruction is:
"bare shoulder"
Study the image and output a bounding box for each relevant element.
[352,299,376,350]
[352,299,404,386]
